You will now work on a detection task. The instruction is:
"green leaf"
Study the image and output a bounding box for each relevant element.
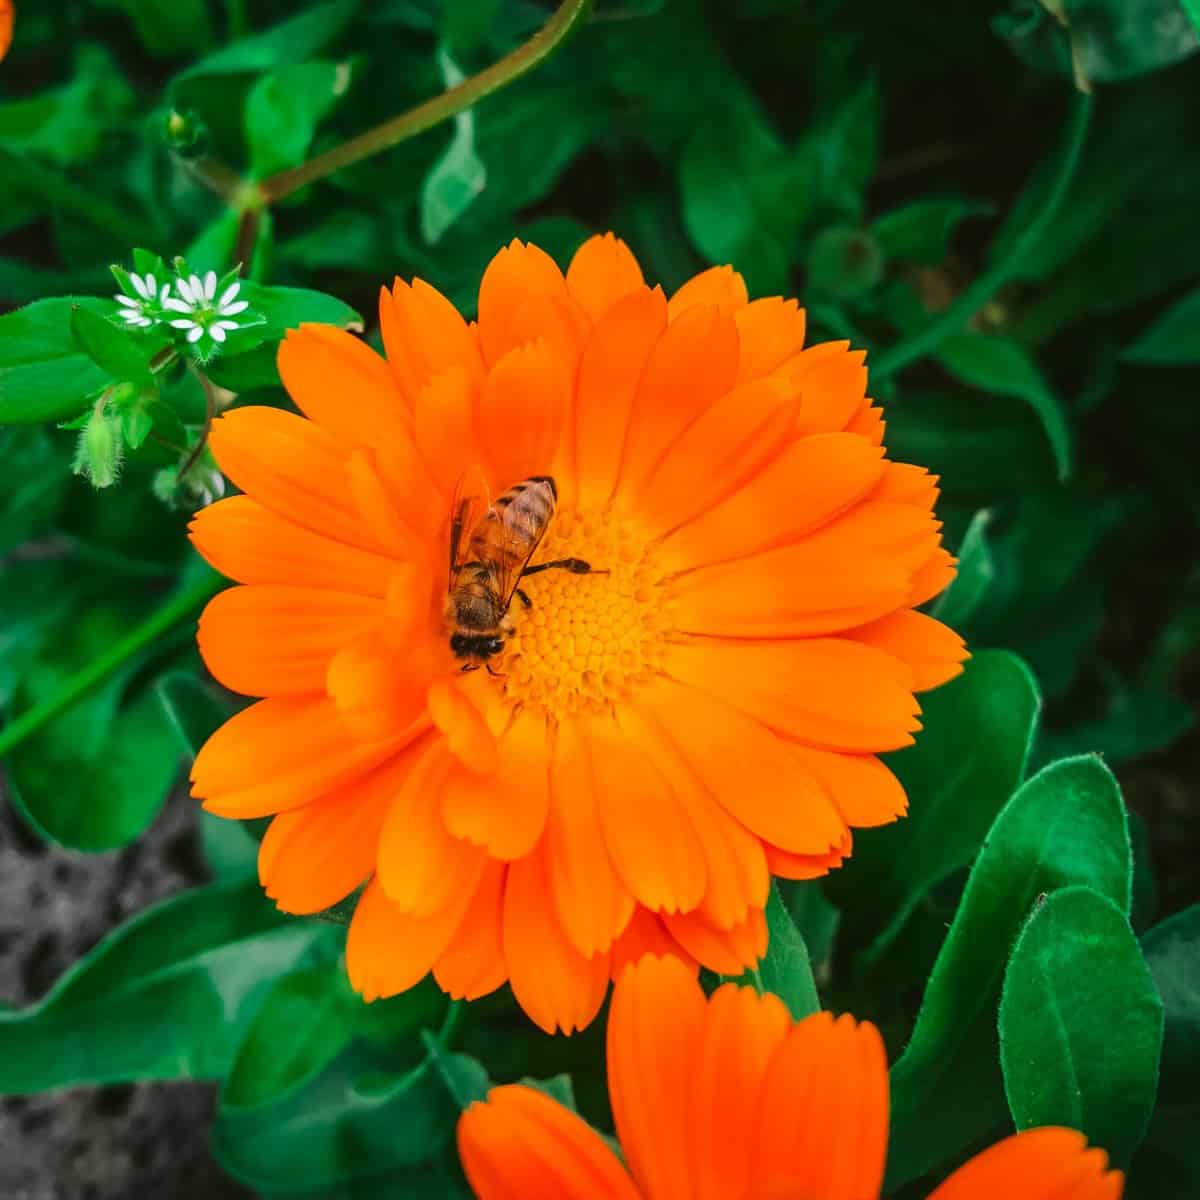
[4,604,183,850]
[241,284,363,340]
[737,883,820,1019]
[446,0,501,52]
[872,197,993,266]
[155,670,237,757]
[1141,904,1200,1105]
[70,307,157,388]
[935,333,1073,481]
[421,51,487,245]
[0,297,113,424]
[93,0,214,56]
[245,62,346,179]
[827,651,1040,963]
[1124,285,1200,365]
[999,886,1163,1166]
[798,78,879,222]
[680,93,815,294]
[886,756,1133,1188]
[0,879,330,1092]
[932,509,995,628]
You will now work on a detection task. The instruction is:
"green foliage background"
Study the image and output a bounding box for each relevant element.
[1,1,1199,1196]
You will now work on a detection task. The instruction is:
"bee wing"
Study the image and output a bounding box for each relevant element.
[492,479,556,610]
[447,464,492,591]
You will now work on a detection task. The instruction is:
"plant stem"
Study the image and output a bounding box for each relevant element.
[871,90,1093,383]
[0,572,221,760]
[437,999,465,1049]
[255,0,593,205]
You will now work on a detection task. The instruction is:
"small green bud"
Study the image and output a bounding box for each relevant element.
[807,226,885,300]
[164,108,209,158]
[72,404,125,489]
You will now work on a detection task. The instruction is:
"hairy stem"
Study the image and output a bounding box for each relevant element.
[872,90,1093,382]
[0,572,221,760]
[255,0,592,205]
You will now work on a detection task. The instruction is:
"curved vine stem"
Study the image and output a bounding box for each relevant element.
[871,90,1093,383]
[254,0,593,206]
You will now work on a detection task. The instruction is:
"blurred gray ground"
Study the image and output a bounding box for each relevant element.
[0,785,252,1200]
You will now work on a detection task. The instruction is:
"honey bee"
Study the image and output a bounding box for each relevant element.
[445,469,597,670]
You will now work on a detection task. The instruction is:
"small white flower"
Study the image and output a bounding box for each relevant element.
[163,275,251,347]
[114,272,162,328]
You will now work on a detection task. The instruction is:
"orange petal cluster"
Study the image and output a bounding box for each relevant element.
[0,0,12,61]
[457,956,1125,1200]
[189,234,967,1032]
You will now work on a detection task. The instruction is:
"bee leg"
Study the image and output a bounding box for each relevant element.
[516,588,532,609]
[521,557,606,577]
[485,662,504,678]
[460,663,479,674]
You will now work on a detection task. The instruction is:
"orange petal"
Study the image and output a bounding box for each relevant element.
[190,496,396,597]
[664,638,920,753]
[346,875,476,1003]
[734,297,807,385]
[442,706,551,860]
[618,704,768,931]
[458,1085,640,1200]
[277,325,409,450]
[479,340,569,488]
[788,747,907,829]
[377,739,489,917]
[668,265,749,320]
[610,907,698,980]
[413,364,480,498]
[477,239,574,365]
[632,376,797,538]
[258,742,426,914]
[504,846,611,1034]
[663,905,767,976]
[434,859,509,1002]
[908,546,958,606]
[346,448,431,561]
[847,400,886,445]
[326,630,438,743]
[613,305,740,504]
[566,233,645,323]
[926,1128,1123,1200]
[547,717,637,957]
[687,982,793,1200]
[428,677,499,774]
[662,433,887,568]
[774,343,868,437]
[197,585,383,697]
[871,460,940,509]
[750,1012,889,1200]
[607,955,707,1200]
[643,676,847,855]
[379,277,484,404]
[192,695,411,819]
[582,709,708,916]
[764,833,853,881]
[573,285,668,511]
[846,608,967,692]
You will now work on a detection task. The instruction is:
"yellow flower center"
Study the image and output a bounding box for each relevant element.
[497,508,674,717]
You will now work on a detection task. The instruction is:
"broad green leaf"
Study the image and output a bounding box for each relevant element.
[446,0,501,51]
[93,0,214,56]
[421,51,487,245]
[155,670,237,757]
[827,651,1040,963]
[1000,886,1163,1166]
[0,879,330,1092]
[797,78,879,222]
[737,883,819,1019]
[932,509,994,628]
[871,198,993,266]
[0,559,75,706]
[0,297,113,423]
[4,604,182,850]
[935,333,1072,481]
[242,284,362,340]
[0,428,72,555]
[70,307,156,387]
[680,93,815,294]
[1124,285,1200,365]
[201,344,284,393]
[886,755,1132,1188]
[246,62,347,179]
[1141,904,1200,1105]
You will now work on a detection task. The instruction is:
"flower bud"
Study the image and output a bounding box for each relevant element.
[807,226,885,300]
[72,405,124,489]
[164,108,209,158]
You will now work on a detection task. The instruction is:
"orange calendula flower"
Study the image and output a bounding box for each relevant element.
[189,234,967,1032]
[457,956,1125,1200]
[0,0,13,61]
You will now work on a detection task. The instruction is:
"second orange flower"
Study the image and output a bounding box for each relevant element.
[188,234,967,1031]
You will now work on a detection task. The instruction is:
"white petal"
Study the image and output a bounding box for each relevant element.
[218,300,249,316]
[217,281,241,307]
[131,274,151,300]
[174,277,195,304]
[208,323,227,343]
[204,270,217,301]
[115,294,140,308]
[189,274,205,301]
[134,316,155,327]
[170,318,198,330]
[187,325,205,343]
[145,274,157,297]
[159,283,171,303]
[118,308,143,322]
[163,297,194,313]
[213,320,240,333]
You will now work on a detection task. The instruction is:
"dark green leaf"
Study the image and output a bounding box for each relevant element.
[798,78,879,222]
[0,879,330,1092]
[246,62,347,179]
[886,755,1132,1188]
[242,284,363,340]
[421,52,487,244]
[737,883,819,1019]
[70,307,157,387]
[872,197,993,266]
[0,297,114,424]
[93,0,214,56]
[999,886,1163,1166]
[1141,904,1200,1105]
[935,333,1072,481]
[1124,285,1200,365]
[155,670,238,757]
[446,0,501,52]
[931,509,994,628]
